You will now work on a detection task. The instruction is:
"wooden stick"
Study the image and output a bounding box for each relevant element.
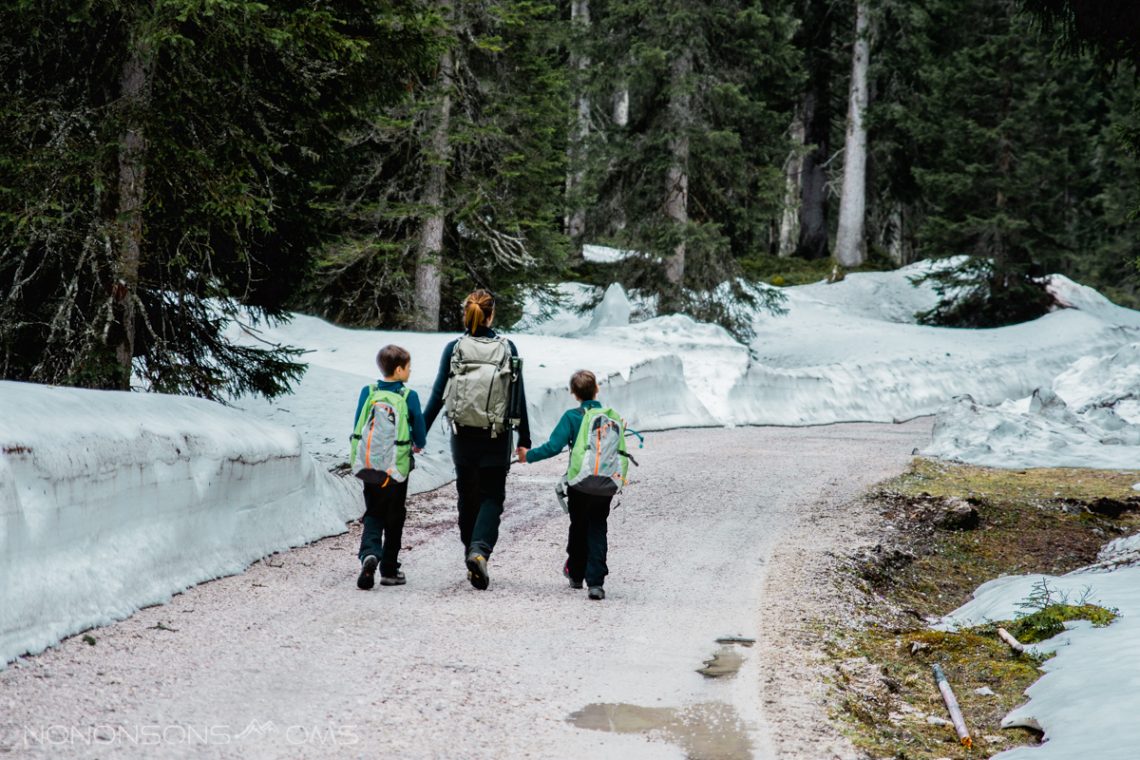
[998,627,1027,653]
[932,664,972,749]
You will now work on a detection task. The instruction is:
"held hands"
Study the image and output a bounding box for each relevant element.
[413,446,423,454]
[516,446,528,463]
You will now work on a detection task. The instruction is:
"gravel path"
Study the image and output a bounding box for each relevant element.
[0,420,931,759]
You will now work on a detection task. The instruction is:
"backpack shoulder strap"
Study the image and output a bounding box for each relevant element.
[352,384,381,436]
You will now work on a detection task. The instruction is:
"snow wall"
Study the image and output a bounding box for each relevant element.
[0,381,358,665]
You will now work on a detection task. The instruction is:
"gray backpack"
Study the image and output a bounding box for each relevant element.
[444,334,513,435]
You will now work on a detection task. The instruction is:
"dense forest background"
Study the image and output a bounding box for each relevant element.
[1,0,1137,398]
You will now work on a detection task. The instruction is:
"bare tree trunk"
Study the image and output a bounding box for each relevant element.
[778,115,805,259]
[887,203,908,265]
[612,86,628,127]
[413,48,453,331]
[610,81,629,233]
[796,0,832,260]
[664,48,691,287]
[564,0,590,248]
[835,0,871,269]
[111,35,154,389]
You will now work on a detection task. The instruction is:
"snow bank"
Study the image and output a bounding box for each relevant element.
[0,381,356,665]
[922,344,1140,469]
[736,285,1135,428]
[229,261,1140,473]
[938,564,1140,759]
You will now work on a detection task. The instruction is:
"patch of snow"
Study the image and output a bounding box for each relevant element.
[1052,343,1140,416]
[923,344,1140,469]
[513,282,599,336]
[1047,274,1140,328]
[582,243,634,263]
[0,380,356,665]
[1091,534,1140,571]
[788,258,953,324]
[938,562,1140,760]
[587,282,632,331]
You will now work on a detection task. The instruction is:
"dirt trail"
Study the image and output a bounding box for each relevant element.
[0,420,931,759]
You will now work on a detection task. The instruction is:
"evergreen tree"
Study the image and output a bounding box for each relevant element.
[578,0,800,329]
[303,0,570,332]
[0,0,436,397]
[870,0,1125,325]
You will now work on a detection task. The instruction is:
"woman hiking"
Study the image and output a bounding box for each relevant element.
[423,289,531,590]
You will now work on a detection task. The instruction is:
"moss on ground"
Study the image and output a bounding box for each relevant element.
[893,458,1140,505]
[1001,601,1117,644]
[738,253,893,287]
[831,459,1137,759]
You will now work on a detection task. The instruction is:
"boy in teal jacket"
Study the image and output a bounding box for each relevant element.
[351,344,427,589]
[518,370,612,600]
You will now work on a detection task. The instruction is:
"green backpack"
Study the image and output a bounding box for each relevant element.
[565,406,636,497]
[350,385,412,486]
[443,334,514,435]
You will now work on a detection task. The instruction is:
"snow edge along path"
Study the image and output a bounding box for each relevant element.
[937,564,1140,760]
[0,381,358,666]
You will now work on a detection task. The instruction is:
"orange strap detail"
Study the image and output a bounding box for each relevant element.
[364,418,375,468]
[594,426,602,475]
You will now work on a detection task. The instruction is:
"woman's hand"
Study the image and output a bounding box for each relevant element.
[516,447,528,463]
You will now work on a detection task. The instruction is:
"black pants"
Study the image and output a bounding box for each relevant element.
[455,464,508,559]
[358,479,409,576]
[566,487,612,588]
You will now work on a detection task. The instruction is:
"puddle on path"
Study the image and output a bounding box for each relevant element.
[569,701,752,760]
[697,646,745,679]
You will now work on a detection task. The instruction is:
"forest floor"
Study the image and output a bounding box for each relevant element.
[0,421,933,759]
[829,460,1140,759]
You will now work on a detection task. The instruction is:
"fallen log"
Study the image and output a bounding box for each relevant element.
[932,663,972,749]
[998,627,1027,654]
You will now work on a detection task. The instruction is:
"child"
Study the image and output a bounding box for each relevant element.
[350,344,426,589]
[518,370,614,601]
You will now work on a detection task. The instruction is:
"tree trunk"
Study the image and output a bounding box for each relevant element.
[778,114,805,258]
[835,0,871,268]
[612,86,629,127]
[564,0,590,248]
[795,0,833,260]
[413,48,453,331]
[664,48,691,287]
[610,80,629,233]
[111,34,154,389]
[886,203,910,265]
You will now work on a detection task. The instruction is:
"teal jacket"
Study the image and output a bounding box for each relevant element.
[525,399,602,464]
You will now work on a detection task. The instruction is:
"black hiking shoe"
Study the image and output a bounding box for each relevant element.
[466,552,489,590]
[357,555,378,590]
[564,561,582,589]
[380,571,406,586]
[588,586,605,600]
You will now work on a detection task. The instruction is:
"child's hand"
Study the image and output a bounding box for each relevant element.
[413,446,423,454]
[516,447,528,463]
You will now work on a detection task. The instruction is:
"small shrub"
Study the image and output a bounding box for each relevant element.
[1006,578,1118,643]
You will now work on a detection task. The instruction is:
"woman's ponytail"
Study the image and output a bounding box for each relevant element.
[462,290,496,334]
